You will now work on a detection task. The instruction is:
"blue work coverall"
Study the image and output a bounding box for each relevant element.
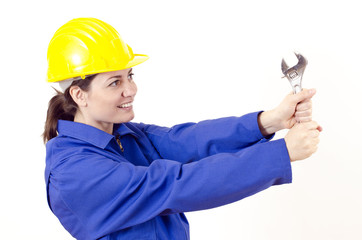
[44,112,292,239]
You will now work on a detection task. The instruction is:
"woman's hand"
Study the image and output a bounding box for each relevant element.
[258,88,318,136]
[275,88,316,129]
[284,121,321,162]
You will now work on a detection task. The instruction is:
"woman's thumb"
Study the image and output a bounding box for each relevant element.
[294,88,316,103]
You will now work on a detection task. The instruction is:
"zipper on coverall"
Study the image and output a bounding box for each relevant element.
[116,135,124,152]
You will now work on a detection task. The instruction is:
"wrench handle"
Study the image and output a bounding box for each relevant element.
[293,85,302,94]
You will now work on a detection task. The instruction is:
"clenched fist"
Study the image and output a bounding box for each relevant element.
[284,121,322,162]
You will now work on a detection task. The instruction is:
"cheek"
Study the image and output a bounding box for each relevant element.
[88,93,117,112]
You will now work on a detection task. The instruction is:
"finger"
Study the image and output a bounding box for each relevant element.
[317,125,323,132]
[296,100,312,111]
[293,88,317,104]
[295,108,313,123]
[309,129,320,138]
[295,109,312,118]
[295,115,312,123]
[302,120,320,130]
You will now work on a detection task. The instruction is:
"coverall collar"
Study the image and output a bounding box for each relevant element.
[57,120,139,149]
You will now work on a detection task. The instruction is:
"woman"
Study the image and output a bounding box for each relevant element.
[44,18,321,240]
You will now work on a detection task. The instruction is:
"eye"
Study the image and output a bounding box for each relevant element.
[128,73,134,81]
[109,79,120,87]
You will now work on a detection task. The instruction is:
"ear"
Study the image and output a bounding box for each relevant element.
[69,86,87,107]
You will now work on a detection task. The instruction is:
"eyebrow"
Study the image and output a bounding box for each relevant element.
[106,68,133,81]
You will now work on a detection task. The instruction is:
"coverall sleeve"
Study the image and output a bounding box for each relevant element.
[51,138,291,238]
[136,112,272,162]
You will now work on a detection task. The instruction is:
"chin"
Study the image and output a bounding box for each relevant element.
[116,113,135,124]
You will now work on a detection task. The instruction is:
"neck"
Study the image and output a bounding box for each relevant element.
[74,111,114,135]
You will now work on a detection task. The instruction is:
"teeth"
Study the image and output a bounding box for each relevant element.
[120,102,132,108]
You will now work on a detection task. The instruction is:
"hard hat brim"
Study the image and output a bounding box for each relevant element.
[124,54,149,71]
[47,54,149,83]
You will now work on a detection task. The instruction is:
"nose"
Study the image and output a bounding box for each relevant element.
[122,81,137,98]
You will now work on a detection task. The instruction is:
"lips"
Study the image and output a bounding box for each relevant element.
[118,102,133,108]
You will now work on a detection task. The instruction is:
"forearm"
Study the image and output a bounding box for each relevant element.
[257,110,284,136]
[139,112,274,162]
[162,138,292,213]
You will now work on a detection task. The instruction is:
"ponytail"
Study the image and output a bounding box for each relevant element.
[42,75,97,143]
[42,88,77,143]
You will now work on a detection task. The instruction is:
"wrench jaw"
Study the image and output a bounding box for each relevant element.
[295,53,308,70]
[281,52,308,94]
[281,58,289,76]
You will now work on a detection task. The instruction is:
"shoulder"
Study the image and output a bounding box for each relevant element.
[45,135,112,172]
[46,135,92,155]
[126,122,172,137]
[46,136,86,169]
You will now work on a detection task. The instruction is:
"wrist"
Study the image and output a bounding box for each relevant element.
[257,110,283,136]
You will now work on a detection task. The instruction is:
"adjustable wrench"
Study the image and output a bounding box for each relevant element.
[281,53,308,94]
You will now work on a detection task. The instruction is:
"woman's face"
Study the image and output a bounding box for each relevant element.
[78,68,137,132]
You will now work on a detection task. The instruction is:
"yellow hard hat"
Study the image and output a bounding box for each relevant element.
[46,18,149,83]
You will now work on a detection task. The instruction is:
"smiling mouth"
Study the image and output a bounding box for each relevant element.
[118,102,133,108]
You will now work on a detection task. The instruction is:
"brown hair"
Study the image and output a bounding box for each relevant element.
[42,75,97,143]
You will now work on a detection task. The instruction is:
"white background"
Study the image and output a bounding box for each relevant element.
[1,0,361,239]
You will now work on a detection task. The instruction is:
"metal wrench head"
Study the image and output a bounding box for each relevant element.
[281,52,308,93]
